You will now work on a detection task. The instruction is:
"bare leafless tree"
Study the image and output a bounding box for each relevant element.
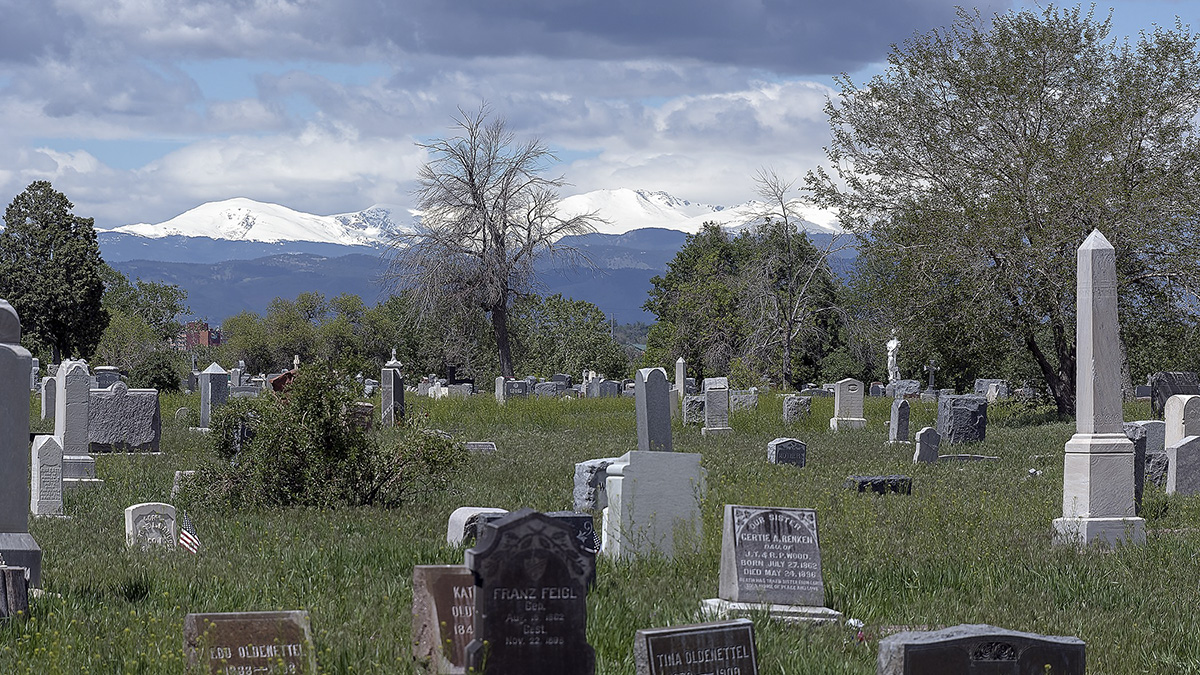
[740,168,851,388]
[385,105,602,377]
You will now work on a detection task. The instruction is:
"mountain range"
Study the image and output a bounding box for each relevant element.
[99,189,851,324]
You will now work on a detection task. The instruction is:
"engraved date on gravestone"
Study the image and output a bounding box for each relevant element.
[721,506,825,606]
[185,611,317,675]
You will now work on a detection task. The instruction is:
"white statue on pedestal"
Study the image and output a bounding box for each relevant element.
[886,332,901,383]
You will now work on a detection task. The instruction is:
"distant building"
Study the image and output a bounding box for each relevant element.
[177,321,222,350]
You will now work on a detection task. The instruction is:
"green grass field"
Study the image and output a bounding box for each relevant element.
[6,391,1197,674]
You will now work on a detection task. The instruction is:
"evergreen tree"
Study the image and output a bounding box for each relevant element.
[0,181,109,362]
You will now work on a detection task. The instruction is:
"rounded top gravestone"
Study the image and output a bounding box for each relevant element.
[0,300,19,343]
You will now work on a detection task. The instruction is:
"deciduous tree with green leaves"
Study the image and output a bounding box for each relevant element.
[807,6,1200,414]
[0,181,109,362]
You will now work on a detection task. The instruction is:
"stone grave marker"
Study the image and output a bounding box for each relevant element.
[94,366,121,389]
[184,610,317,675]
[730,390,758,412]
[465,508,595,674]
[469,511,599,554]
[1053,230,1144,546]
[1151,371,1200,419]
[412,565,475,674]
[702,385,732,436]
[465,441,497,453]
[973,378,1007,397]
[1165,394,1200,449]
[634,619,758,675]
[0,565,29,619]
[574,458,619,512]
[1133,419,1166,454]
[913,427,940,463]
[504,380,529,399]
[124,502,177,549]
[1123,422,1148,514]
[88,382,161,452]
[30,434,63,517]
[703,377,729,392]
[382,353,405,425]
[702,505,840,622]
[54,359,100,488]
[39,373,55,422]
[889,398,910,443]
[936,395,988,444]
[845,475,912,495]
[598,380,621,398]
[877,623,1084,675]
[199,363,229,429]
[886,379,921,398]
[830,378,866,431]
[636,368,673,452]
[1166,435,1200,496]
[766,438,805,467]
[782,394,810,424]
[682,395,704,425]
[870,382,885,397]
[602,451,707,560]
[446,507,508,546]
[0,301,42,585]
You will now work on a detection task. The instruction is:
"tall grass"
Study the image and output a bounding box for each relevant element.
[6,392,1196,673]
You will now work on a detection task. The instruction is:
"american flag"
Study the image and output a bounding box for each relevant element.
[178,511,201,554]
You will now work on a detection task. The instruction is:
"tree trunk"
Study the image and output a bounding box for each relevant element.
[491,304,514,378]
[1024,330,1074,417]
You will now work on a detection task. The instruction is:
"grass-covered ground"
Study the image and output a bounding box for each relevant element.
[5,391,1197,673]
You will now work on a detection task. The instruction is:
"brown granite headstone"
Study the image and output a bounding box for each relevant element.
[464,508,596,674]
[183,610,317,674]
[634,618,758,675]
[412,565,475,674]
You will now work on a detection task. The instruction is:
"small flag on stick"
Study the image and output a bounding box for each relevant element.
[179,511,201,554]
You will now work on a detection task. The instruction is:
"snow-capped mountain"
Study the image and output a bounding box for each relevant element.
[100,188,840,248]
[104,198,417,246]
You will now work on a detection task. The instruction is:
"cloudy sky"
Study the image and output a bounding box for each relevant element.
[0,0,1189,228]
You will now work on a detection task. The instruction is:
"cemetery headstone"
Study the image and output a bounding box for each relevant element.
[845,475,912,495]
[703,377,729,392]
[766,438,806,467]
[30,434,63,517]
[602,451,706,560]
[1166,435,1200,496]
[636,368,673,452]
[1053,230,1144,546]
[936,395,988,444]
[574,458,619,512]
[446,507,508,547]
[382,355,405,425]
[1164,394,1200,449]
[55,359,100,488]
[534,381,566,397]
[782,395,810,425]
[986,382,1009,403]
[0,565,29,619]
[94,365,121,389]
[799,387,832,398]
[198,363,229,429]
[973,378,1007,397]
[889,398,910,443]
[1134,419,1166,454]
[913,427,940,463]
[124,502,176,549]
[599,380,621,398]
[88,382,161,452]
[674,357,686,393]
[682,395,705,425]
[1135,384,1152,399]
[464,508,596,674]
[184,610,317,675]
[412,565,475,674]
[634,619,758,675]
[702,385,732,436]
[702,505,840,622]
[504,380,529,399]
[1147,451,1170,488]
[869,382,885,397]
[829,378,866,431]
[551,373,572,387]
[470,511,600,554]
[1151,371,1200,419]
[465,441,497,453]
[877,623,1085,675]
[886,379,921,398]
[1122,422,1148,514]
[39,374,55,422]
[29,358,37,392]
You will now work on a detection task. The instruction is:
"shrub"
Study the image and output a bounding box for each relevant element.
[128,348,184,392]
[195,364,464,509]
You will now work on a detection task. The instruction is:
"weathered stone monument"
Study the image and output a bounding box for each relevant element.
[88,382,161,452]
[877,624,1085,675]
[636,368,673,452]
[53,359,101,488]
[445,507,509,547]
[634,619,759,675]
[782,394,810,424]
[125,502,177,549]
[574,457,619,512]
[382,350,405,426]
[702,505,841,622]
[913,427,940,463]
[936,395,988,444]
[829,378,866,431]
[1165,394,1200,449]
[199,363,229,429]
[1053,230,1145,546]
[412,565,475,674]
[602,451,706,560]
[30,431,63,518]
[0,301,43,585]
[1166,435,1200,496]
[465,509,595,674]
[184,610,317,675]
[702,384,732,436]
[889,398,910,444]
[1151,371,1200,419]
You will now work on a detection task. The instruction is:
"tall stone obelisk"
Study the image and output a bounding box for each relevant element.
[1053,230,1146,546]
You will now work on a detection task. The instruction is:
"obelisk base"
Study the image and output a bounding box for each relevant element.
[1053,516,1145,547]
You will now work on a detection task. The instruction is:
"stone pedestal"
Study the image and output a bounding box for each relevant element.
[601,451,706,560]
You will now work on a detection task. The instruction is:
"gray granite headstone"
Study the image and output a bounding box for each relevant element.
[636,368,673,452]
[1123,422,1148,514]
[766,438,806,467]
[94,366,121,389]
[886,379,921,398]
[972,378,1007,397]
[730,391,758,412]
[57,359,98,486]
[877,623,1084,675]
[1151,371,1200,419]
[465,509,595,674]
[683,395,705,425]
[845,475,912,495]
[703,377,729,392]
[889,398,910,443]
[782,395,810,425]
[199,363,229,429]
[1146,451,1169,488]
[574,458,618,512]
[914,427,940,463]
[88,382,161,452]
[718,505,826,606]
[598,380,621,398]
[936,395,987,444]
[1166,435,1200,496]
[0,301,42,585]
[703,386,732,435]
[504,380,529,399]
[634,619,758,675]
[381,359,405,426]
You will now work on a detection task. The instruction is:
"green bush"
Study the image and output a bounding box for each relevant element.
[195,364,464,509]
[128,348,184,392]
